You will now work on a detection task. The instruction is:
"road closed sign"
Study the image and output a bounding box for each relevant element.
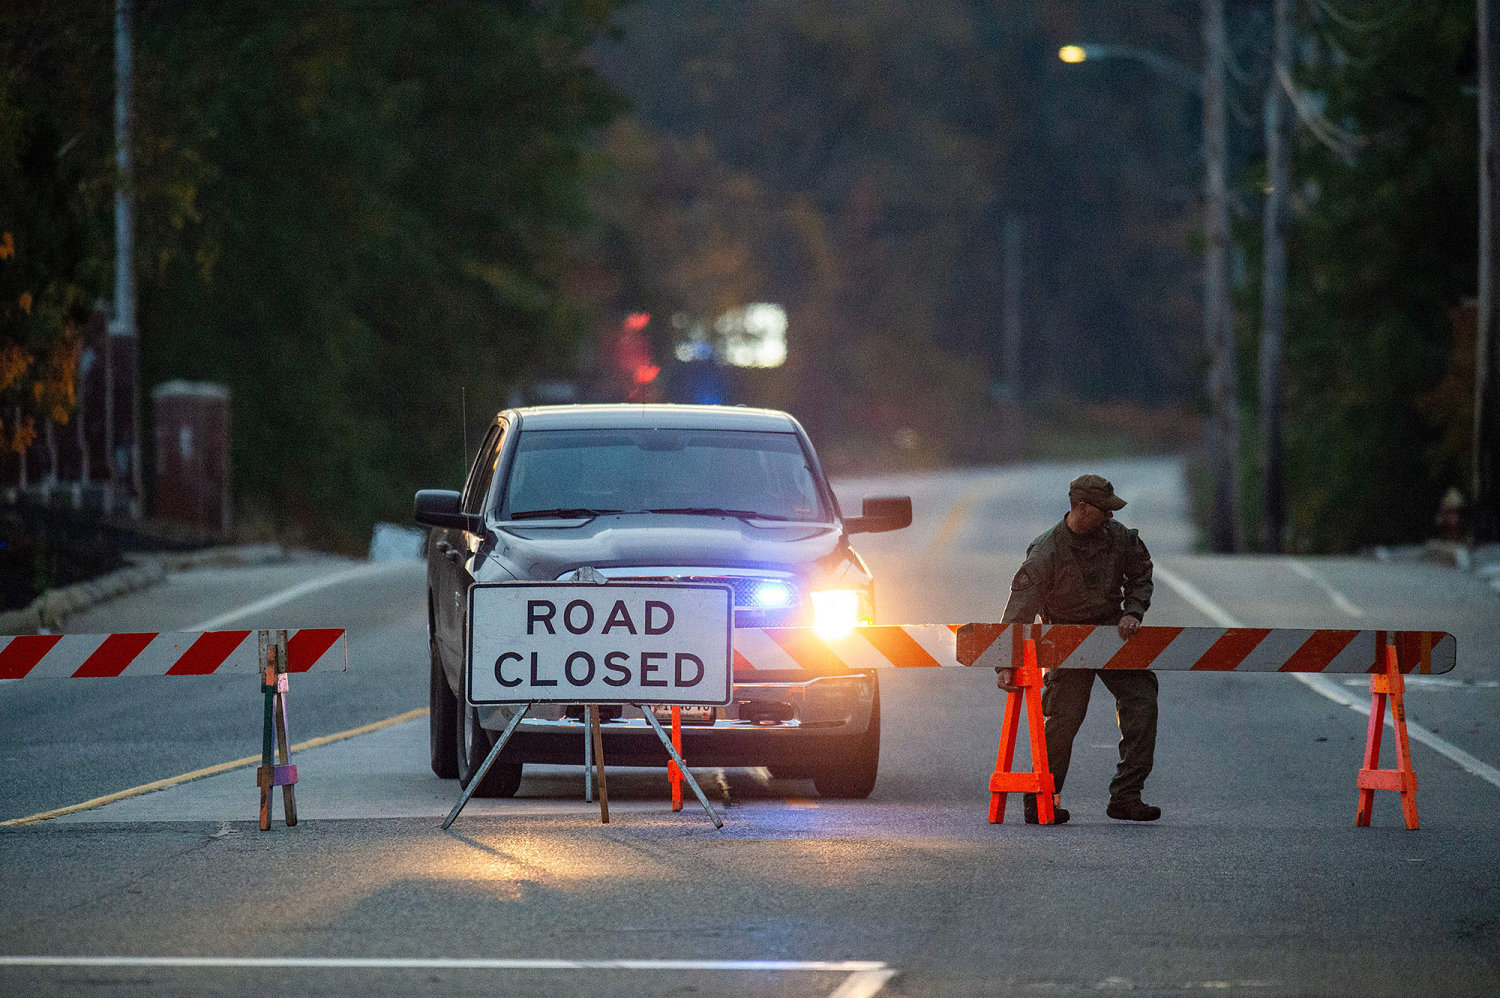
[466,582,733,705]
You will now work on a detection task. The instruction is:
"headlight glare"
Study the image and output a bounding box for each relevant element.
[753,581,793,607]
[811,589,861,638]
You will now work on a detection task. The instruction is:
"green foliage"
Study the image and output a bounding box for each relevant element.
[1239,1,1476,552]
[130,0,625,547]
[0,0,114,452]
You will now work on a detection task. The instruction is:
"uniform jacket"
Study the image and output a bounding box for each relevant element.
[1001,517,1154,626]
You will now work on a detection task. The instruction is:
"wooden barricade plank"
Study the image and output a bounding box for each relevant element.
[956,624,1456,675]
[0,628,347,678]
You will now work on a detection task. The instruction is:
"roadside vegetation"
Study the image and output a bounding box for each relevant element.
[0,0,1481,589]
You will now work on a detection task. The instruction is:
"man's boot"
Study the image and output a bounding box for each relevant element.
[1022,793,1070,824]
[1106,798,1161,821]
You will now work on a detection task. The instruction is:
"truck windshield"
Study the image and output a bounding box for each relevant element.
[501,428,829,522]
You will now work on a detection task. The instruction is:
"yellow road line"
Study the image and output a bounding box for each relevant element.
[1,707,429,827]
[927,482,987,554]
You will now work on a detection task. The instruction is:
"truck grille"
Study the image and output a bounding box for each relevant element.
[611,574,801,610]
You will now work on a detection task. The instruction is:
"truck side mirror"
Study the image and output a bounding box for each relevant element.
[844,495,912,533]
[414,489,483,532]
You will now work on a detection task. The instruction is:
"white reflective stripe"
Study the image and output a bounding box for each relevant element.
[900,625,960,666]
[1152,627,1224,670]
[823,633,889,671]
[22,634,108,677]
[732,629,800,671]
[1235,629,1309,672]
[1052,625,1122,669]
[1324,631,1376,673]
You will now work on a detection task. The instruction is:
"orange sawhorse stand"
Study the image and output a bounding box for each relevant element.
[989,637,1058,824]
[1356,633,1420,829]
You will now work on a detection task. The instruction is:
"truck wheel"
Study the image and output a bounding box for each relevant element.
[429,628,459,779]
[456,671,523,798]
[813,676,880,799]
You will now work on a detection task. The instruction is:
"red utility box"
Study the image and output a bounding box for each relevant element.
[152,381,231,536]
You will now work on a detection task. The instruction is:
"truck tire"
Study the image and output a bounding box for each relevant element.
[456,670,523,798]
[813,675,881,799]
[429,622,459,778]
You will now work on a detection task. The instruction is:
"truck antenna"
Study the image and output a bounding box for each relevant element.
[461,386,469,485]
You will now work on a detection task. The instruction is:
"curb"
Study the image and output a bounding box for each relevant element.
[0,543,289,636]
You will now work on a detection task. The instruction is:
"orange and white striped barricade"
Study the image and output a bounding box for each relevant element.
[729,625,960,676]
[0,627,347,829]
[958,623,1456,829]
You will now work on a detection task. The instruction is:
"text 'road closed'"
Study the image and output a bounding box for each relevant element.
[467,583,733,705]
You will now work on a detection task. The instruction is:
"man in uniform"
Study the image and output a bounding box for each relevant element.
[997,474,1160,824]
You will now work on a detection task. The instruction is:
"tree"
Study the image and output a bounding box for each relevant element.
[1247,1,1477,551]
[0,1,113,465]
[132,0,625,545]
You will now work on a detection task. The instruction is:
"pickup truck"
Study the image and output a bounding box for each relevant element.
[415,403,911,798]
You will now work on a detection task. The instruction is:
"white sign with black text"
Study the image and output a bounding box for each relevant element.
[466,583,733,705]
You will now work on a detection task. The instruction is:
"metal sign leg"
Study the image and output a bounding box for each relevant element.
[584,710,594,803]
[589,705,609,824]
[442,704,532,830]
[638,706,723,829]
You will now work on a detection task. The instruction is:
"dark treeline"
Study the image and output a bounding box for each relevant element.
[588,0,1479,552]
[0,0,1480,554]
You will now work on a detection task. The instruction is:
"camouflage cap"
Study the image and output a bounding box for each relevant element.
[1069,473,1127,511]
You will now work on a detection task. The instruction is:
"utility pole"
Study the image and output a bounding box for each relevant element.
[1203,0,1242,552]
[111,0,141,519]
[1478,0,1500,542]
[1260,0,1291,553]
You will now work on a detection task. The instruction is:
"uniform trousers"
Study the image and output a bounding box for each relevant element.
[1041,668,1158,803]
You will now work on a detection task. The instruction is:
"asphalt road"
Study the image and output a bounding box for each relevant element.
[3,456,1499,997]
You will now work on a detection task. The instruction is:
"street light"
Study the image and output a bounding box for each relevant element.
[1058,12,1243,553]
[1056,43,1204,93]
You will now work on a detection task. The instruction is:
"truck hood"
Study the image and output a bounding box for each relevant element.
[483,512,849,581]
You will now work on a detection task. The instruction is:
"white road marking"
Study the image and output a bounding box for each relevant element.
[1154,561,1500,792]
[829,968,900,998]
[0,955,897,995]
[186,562,407,631]
[1286,559,1365,617]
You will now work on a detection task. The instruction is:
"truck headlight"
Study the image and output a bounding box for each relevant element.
[811,589,862,638]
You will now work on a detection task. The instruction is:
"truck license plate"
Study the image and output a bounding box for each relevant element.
[652,705,716,725]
